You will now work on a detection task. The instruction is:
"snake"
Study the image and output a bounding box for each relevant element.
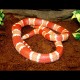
[12,18,70,63]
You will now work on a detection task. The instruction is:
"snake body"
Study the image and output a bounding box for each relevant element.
[12,18,70,63]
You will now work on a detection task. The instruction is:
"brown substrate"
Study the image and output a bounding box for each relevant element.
[0,13,80,71]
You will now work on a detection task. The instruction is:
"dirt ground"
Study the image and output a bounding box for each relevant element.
[0,10,80,71]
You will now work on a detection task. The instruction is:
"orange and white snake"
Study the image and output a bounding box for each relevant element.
[12,18,70,63]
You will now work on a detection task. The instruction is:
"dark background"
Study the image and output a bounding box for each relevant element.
[0,0,80,9]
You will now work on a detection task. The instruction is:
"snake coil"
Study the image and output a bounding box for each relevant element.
[12,18,70,63]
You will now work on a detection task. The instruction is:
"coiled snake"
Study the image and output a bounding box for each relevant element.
[12,18,70,63]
